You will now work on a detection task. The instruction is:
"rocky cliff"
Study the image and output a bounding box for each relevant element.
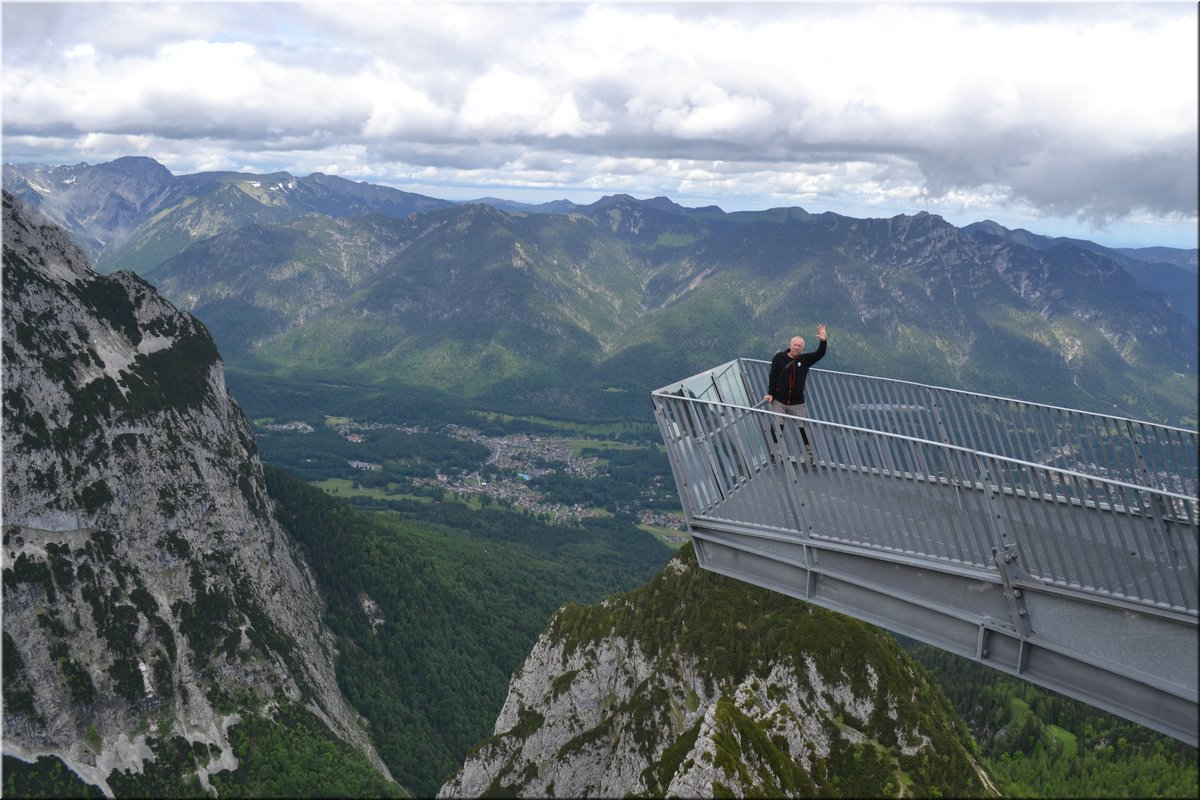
[439,545,989,798]
[1,191,392,794]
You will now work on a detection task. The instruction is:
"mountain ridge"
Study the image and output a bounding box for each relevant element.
[7,156,1195,271]
[142,193,1198,427]
[7,157,1196,430]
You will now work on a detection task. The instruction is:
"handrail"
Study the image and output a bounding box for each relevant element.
[658,393,1198,527]
[665,358,1198,498]
[727,399,1198,507]
[741,360,1197,437]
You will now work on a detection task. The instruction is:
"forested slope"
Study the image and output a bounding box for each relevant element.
[909,644,1198,797]
[263,466,672,795]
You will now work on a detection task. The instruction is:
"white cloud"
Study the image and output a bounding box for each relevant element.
[63,42,95,60]
[2,1,1195,247]
[359,61,452,140]
[459,67,552,135]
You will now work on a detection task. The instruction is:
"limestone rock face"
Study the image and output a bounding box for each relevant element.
[1,191,390,793]
[439,549,985,798]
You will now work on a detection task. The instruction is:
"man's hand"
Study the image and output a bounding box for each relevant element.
[817,323,827,341]
[764,394,773,403]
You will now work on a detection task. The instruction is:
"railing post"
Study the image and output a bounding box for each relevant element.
[708,372,723,404]
[975,453,1035,647]
[653,398,698,526]
[926,386,953,447]
[1125,419,1180,567]
[928,386,971,507]
[1125,419,1156,487]
[736,359,757,408]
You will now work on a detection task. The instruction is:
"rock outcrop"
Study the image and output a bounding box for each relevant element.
[440,546,987,798]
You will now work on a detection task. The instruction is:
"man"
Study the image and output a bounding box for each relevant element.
[764,324,827,466]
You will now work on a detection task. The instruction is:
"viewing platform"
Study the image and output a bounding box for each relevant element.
[652,359,1199,745]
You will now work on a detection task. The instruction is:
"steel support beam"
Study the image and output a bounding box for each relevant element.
[689,521,1198,746]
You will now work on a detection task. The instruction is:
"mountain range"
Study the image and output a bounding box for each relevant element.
[7,156,1196,428]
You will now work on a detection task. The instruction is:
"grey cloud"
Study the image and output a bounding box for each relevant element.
[1008,141,1198,226]
[365,141,529,171]
[2,2,233,59]
[912,125,1198,224]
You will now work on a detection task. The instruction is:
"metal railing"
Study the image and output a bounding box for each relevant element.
[796,364,1195,498]
[652,359,1199,615]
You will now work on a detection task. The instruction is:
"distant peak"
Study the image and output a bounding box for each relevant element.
[641,196,690,214]
[964,219,1009,235]
[102,155,175,179]
[596,193,638,205]
[108,155,162,166]
[588,194,688,215]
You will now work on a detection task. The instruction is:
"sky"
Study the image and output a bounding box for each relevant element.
[2,1,1197,250]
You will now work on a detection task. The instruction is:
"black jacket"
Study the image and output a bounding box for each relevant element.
[767,338,827,406]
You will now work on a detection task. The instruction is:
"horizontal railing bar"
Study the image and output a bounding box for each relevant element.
[724,360,1198,437]
[653,393,1198,506]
